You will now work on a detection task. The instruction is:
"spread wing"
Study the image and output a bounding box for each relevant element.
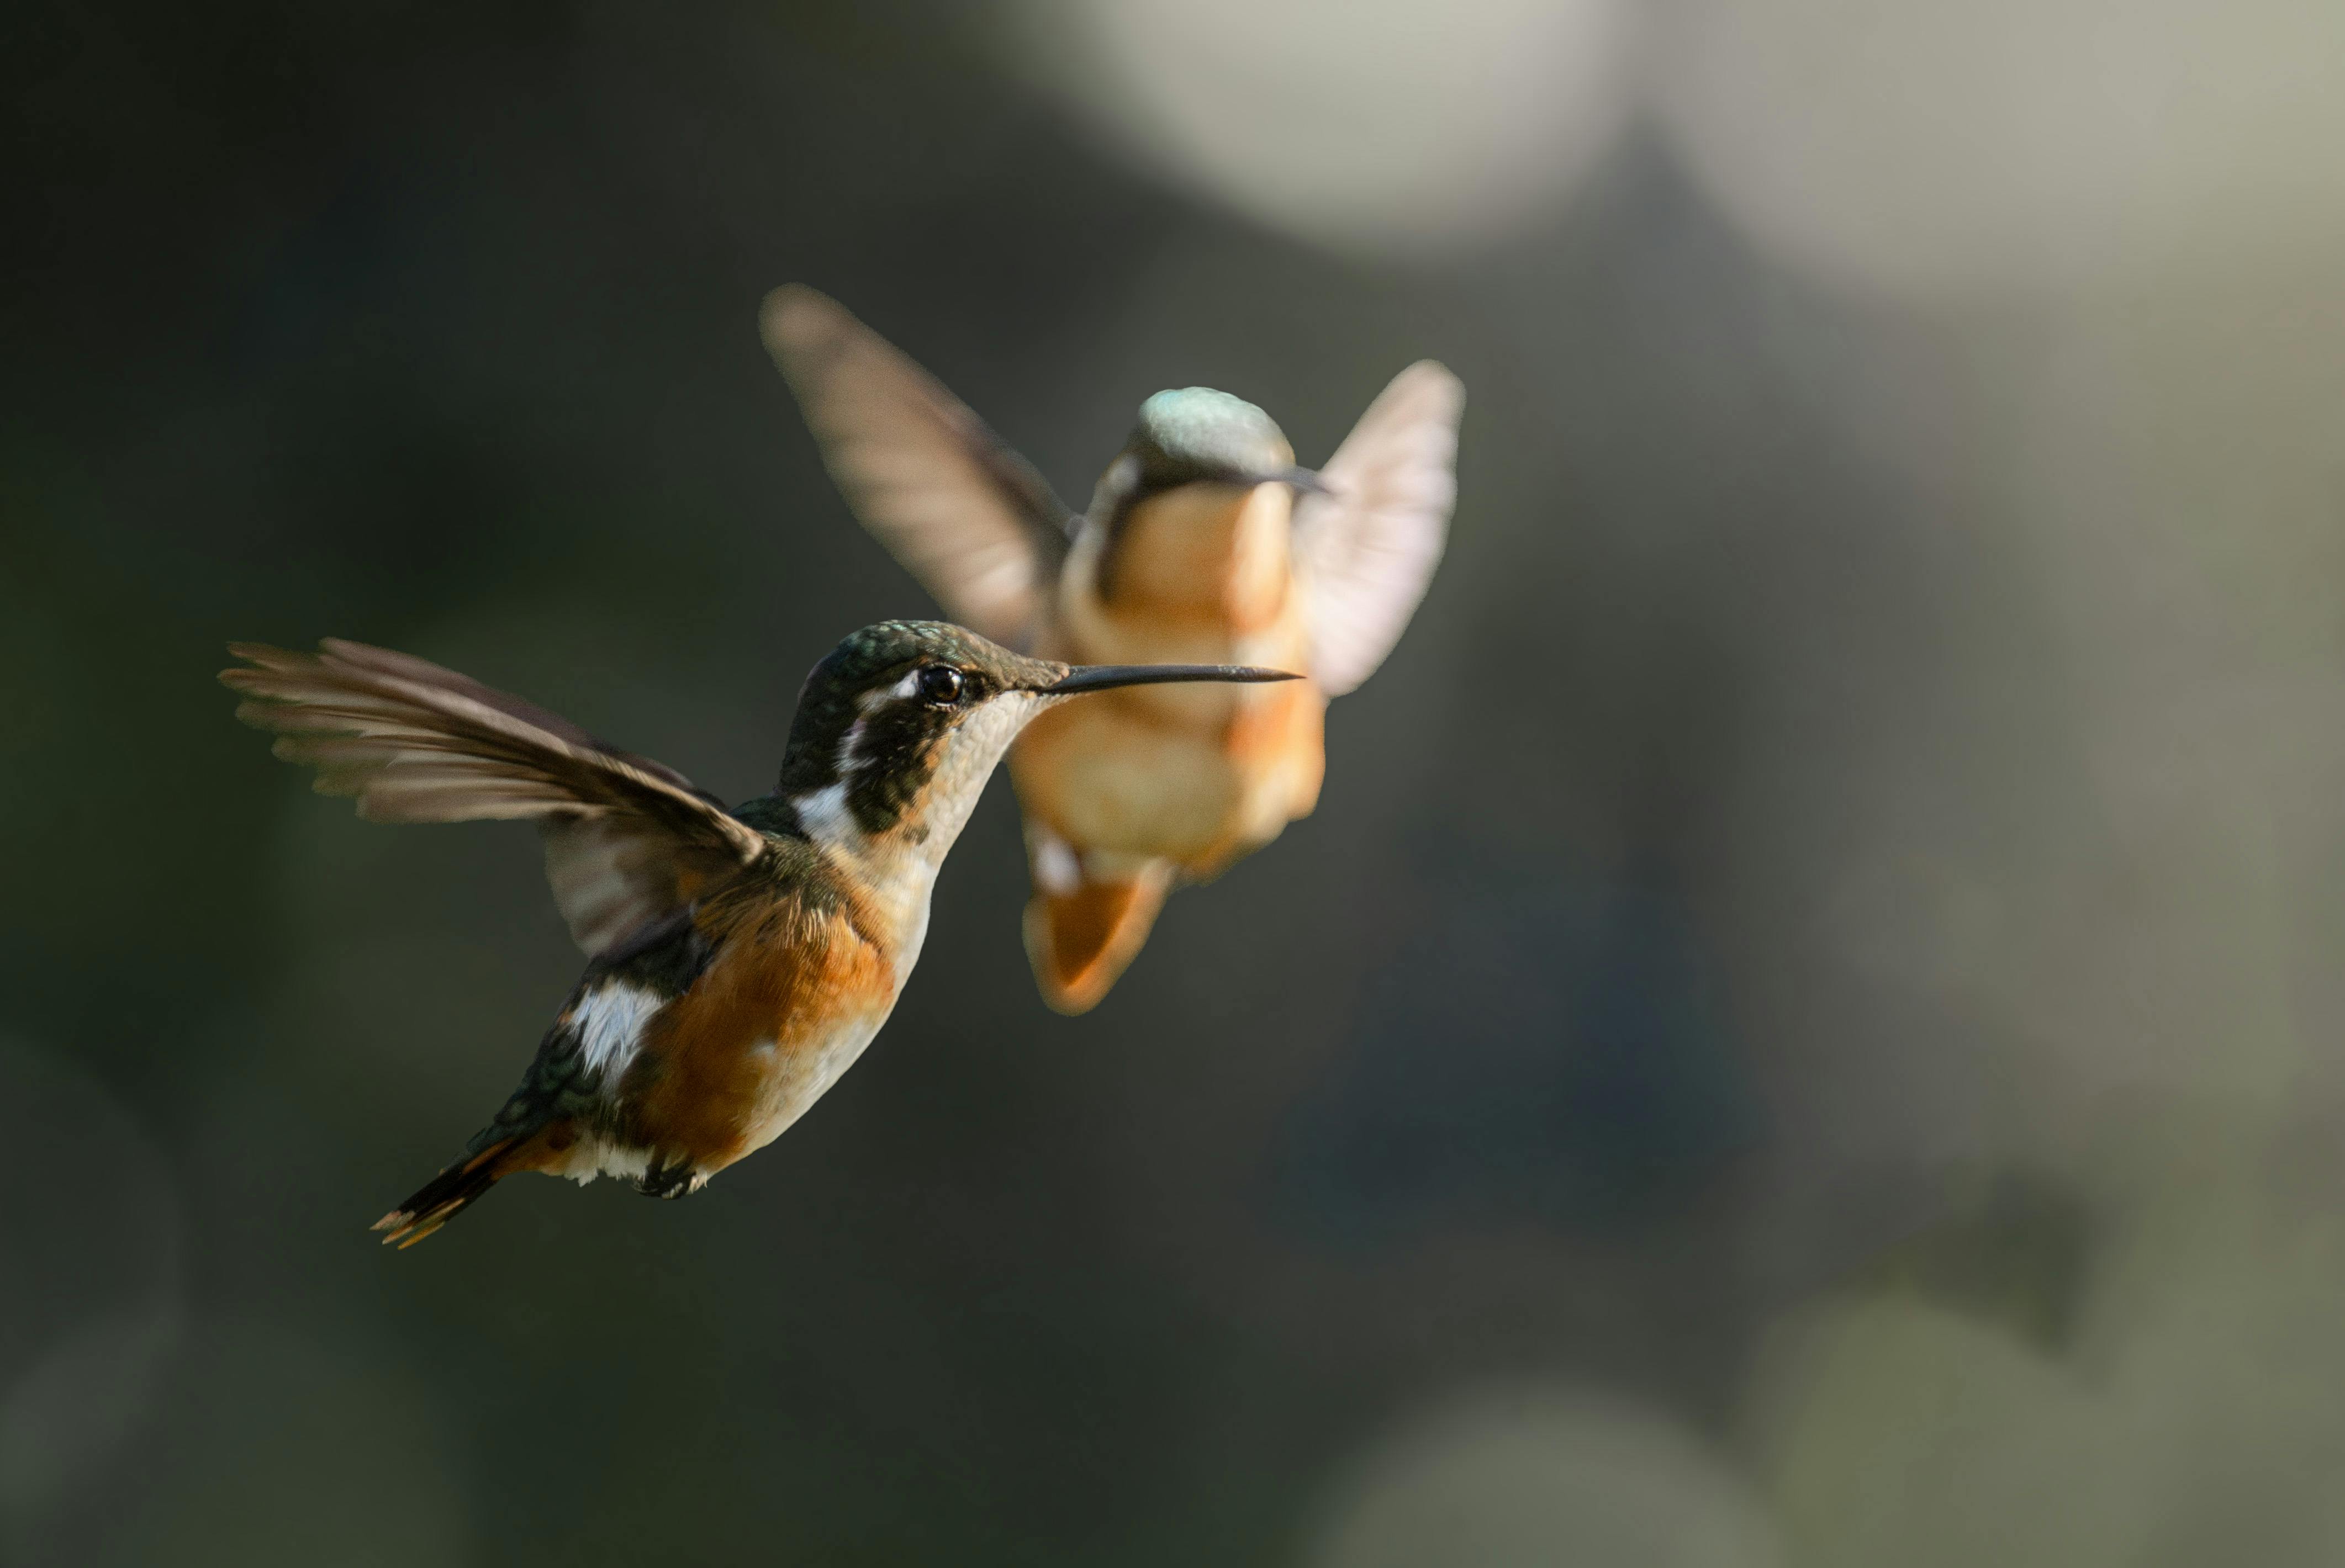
[760,284,1075,650]
[1292,361,1465,697]
[222,639,768,958]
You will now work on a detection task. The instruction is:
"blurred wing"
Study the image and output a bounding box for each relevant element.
[761,284,1076,650]
[223,639,768,958]
[1292,362,1464,697]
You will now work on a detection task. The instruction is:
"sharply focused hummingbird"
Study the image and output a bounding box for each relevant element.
[223,622,1292,1245]
[762,287,1464,1013]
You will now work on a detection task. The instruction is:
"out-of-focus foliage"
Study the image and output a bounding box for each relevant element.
[7,2,2344,1563]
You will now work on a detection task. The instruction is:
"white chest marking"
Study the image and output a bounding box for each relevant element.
[572,983,662,1082]
[1030,829,1082,895]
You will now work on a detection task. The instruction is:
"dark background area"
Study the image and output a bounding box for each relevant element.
[9,3,2345,1564]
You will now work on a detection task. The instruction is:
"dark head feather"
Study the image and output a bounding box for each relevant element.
[775,621,1064,833]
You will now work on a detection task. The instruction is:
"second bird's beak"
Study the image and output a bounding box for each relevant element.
[1041,664,1300,696]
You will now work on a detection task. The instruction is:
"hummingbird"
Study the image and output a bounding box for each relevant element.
[761,287,1464,1013]
[221,622,1293,1245]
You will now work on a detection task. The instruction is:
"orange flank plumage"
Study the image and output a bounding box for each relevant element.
[372,869,899,1247]
[617,888,896,1178]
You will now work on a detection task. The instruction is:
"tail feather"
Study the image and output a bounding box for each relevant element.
[372,1137,522,1249]
[1023,860,1172,1015]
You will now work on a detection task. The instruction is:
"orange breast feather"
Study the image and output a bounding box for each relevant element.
[1018,483,1326,871]
[620,896,896,1175]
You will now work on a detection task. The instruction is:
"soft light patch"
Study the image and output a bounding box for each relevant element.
[1008,0,1630,259]
[1653,0,2345,295]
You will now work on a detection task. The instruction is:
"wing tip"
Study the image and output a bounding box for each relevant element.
[224,693,299,734]
[760,283,849,362]
[219,640,306,686]
[1394,358,1466,412]
[314,635,399,666]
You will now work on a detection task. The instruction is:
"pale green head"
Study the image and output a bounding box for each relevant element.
[1092,386,1328,524]
[1133,388,1291,485]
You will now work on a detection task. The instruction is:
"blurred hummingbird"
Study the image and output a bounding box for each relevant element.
[762,287,1463,1013]
[222,622,1292,1245]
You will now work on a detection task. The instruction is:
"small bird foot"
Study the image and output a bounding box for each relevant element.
[636,1159,701,1200]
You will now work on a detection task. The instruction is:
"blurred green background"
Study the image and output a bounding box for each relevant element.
[8,1,2345,1564]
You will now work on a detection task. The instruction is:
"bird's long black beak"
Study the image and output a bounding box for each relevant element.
[1275,465,1332,496]
[1041,664,1301,696]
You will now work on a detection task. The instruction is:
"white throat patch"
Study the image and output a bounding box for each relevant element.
[791,671,935,846]
[790,779,859,846]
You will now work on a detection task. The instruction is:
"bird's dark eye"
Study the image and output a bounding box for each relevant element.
[916,665,965,707]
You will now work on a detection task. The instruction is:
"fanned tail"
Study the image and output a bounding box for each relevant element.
[1022,856,1172,1015]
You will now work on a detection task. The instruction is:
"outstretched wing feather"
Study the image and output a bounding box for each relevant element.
[761,284,1074,650]
[223,640,765,957]
[1292,362,1465,697]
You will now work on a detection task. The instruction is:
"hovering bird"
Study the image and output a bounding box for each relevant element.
[223,622,1292,1245]
[762,287,1464,1013]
